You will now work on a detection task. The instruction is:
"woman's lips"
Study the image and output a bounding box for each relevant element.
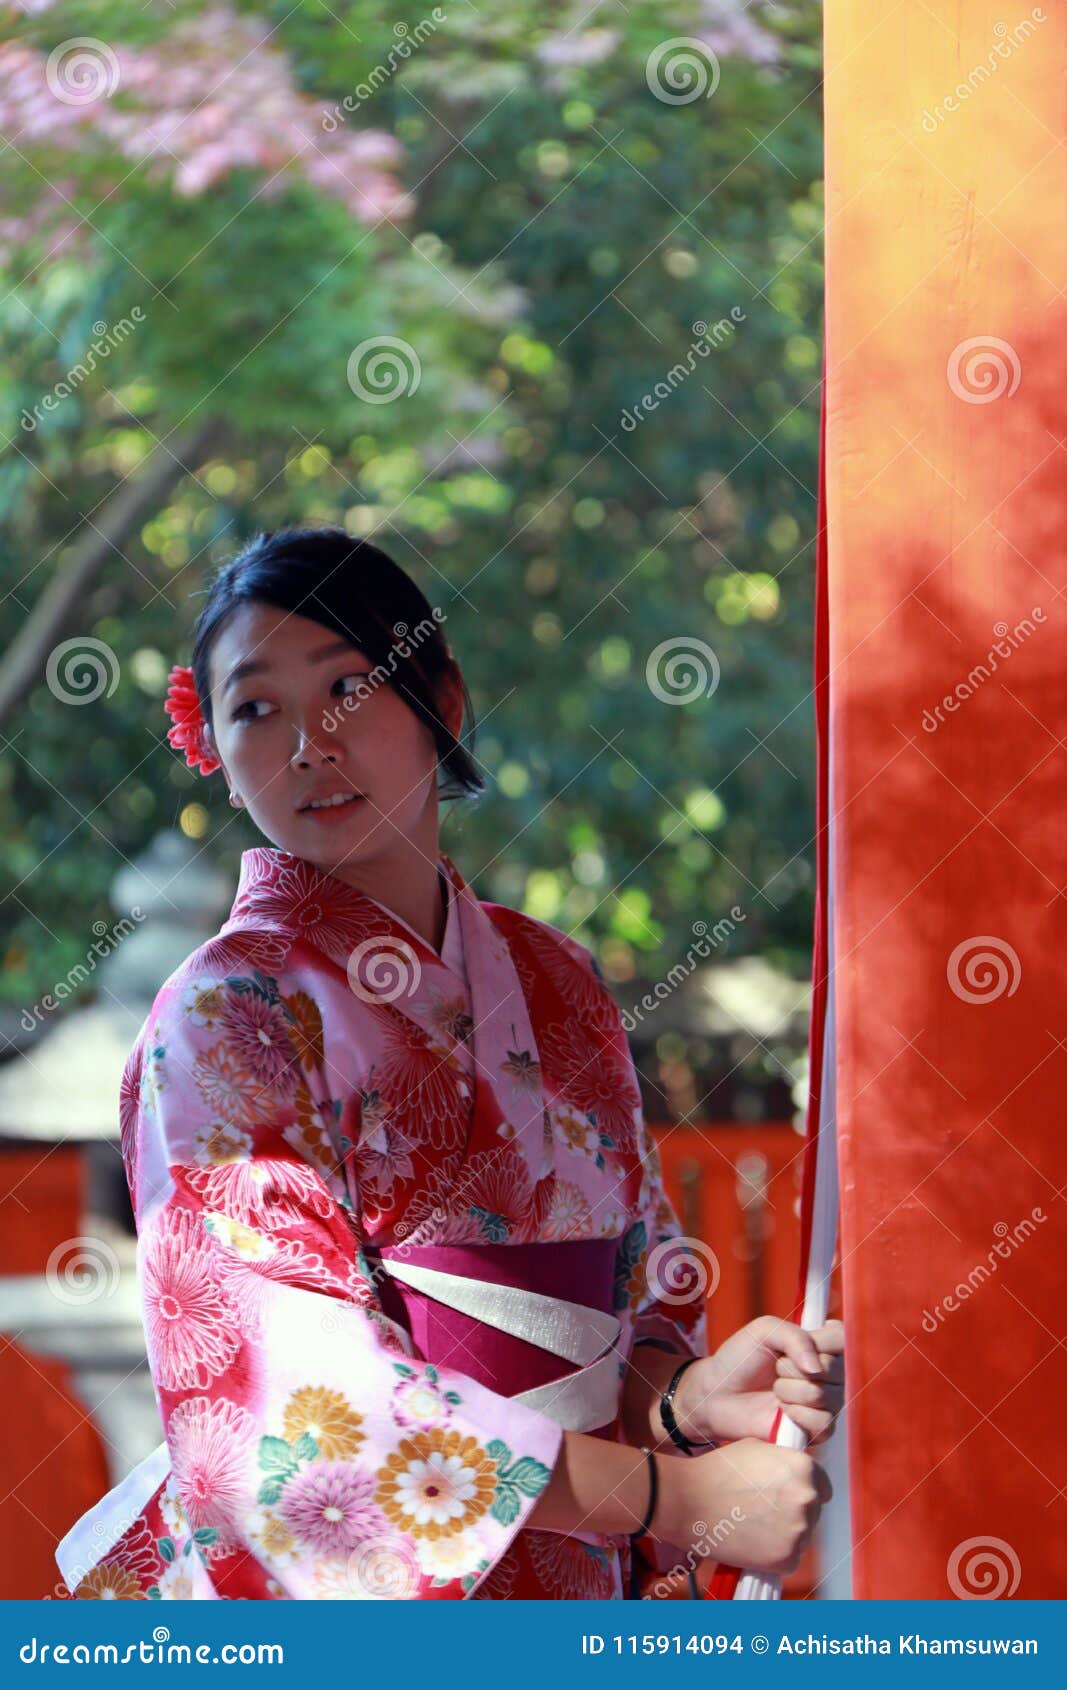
[298,794,365,823]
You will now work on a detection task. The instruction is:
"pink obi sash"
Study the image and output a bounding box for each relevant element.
[365,1238,624,1439]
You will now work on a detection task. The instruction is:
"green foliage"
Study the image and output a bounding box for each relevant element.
[1,0,824,1008]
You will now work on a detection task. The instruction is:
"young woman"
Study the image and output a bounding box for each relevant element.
[56,527,842,1601]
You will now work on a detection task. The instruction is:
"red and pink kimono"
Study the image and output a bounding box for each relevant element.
[56,847,706,1600]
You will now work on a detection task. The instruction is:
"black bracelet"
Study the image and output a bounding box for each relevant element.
[659,1355,719,1456]
[627,1446,658,1539]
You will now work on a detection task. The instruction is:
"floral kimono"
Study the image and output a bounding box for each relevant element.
[56,847,707,1600]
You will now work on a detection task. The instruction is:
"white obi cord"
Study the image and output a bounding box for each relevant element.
[376,1257,624,1435]
[56,1263,624,1591]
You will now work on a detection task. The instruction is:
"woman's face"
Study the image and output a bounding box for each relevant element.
[204,600,462,876]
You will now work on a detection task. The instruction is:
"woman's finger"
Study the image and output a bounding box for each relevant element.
[777,1402,836,1443]
[810,1319,845,1353]
[776,1347,844,1383]
[774,1376,844,1413]
[763,1319,825,1377]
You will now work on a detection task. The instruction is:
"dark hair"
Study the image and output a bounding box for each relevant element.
[190,526,485,802]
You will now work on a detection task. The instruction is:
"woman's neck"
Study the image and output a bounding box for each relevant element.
[317,837,449,955]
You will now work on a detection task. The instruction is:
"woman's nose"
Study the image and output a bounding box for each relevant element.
[289,717,342,768]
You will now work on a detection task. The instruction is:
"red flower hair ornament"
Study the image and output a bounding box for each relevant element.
[163,664,221,776]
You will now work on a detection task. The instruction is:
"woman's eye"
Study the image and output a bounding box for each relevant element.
[231,699,271,722]
[335,672,372,697]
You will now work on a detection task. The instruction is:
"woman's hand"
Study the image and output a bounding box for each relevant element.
[672,1316,845,1448]
[656,1437,833,1576]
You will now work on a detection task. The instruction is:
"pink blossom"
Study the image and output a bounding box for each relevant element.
[0,4,412,263]
[277,1461,387,1556]
[142,1207,241,1390]
[167,1396,256,1538]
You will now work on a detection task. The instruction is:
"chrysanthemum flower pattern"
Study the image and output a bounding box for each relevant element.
[61,849,705,1600]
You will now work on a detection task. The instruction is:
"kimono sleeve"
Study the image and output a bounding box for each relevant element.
[125,961,563,1600]
[618,1113,709,1363]
[555,933,709,1364]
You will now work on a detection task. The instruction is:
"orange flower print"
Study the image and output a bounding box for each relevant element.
[376,1428,497,1541]
[280,989,325,1071]
[281,1083,339,1180]
[625,1260,647,1313]
[501,1025,541,1095]
[428,987,473,1048]
[248,1507,301,1569]
[542,1179,593,1241]
[554,1104,600,1157]
[192,1043,260,1127]
[73,1562,144,1599]
[282,1386,365,1459]
[192,1121,252,1167]
[182,979,228,1029]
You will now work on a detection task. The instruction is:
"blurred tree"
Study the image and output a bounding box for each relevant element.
[0,0,823,1011]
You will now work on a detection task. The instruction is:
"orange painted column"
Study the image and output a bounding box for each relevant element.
[824,1,1067,1596]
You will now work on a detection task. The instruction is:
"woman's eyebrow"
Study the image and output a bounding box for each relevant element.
[223,638,358,694]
